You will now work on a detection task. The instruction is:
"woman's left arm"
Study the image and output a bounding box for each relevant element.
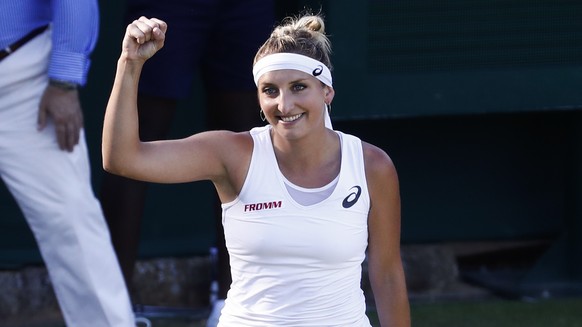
[364,142,411,327]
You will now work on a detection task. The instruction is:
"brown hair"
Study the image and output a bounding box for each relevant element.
[254,13,332,70]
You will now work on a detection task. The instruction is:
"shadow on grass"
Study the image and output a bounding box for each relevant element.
[405,297,582,327]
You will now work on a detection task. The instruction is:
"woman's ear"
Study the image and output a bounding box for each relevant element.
[324,86,335,103]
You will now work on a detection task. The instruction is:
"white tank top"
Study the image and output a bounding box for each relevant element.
[220,125,371,326]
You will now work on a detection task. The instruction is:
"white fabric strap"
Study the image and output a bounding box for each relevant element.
[323,105,333,129]
[253,53,333,87]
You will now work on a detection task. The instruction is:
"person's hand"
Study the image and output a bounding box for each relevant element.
[122,16,167,62]
[38,85,84,152]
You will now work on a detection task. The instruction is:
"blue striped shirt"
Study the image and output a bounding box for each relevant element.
[0,0,99,85]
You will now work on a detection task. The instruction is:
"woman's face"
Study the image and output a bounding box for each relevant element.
[257,69,334,140]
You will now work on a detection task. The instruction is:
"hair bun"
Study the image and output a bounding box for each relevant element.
[254,12,332,70]
[297,15,325,34]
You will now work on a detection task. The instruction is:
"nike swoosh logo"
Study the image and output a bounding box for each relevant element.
[342,186,362,208]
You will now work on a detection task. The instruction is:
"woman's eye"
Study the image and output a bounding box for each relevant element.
[262,87,277,95]
[292,84,306,91]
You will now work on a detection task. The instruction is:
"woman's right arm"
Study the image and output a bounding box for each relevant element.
[102,17,248,189]
[102,17,161,178]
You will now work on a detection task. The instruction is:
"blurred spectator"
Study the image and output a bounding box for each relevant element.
[0,0,134,325]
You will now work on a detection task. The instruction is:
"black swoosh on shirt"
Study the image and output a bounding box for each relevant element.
[342,186,362,208]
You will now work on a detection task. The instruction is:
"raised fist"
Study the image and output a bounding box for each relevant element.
[122,16,167,62]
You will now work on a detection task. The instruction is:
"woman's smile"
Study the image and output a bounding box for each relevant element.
[280,113,303,123]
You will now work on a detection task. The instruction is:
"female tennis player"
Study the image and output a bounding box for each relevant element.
[103,13,410,327]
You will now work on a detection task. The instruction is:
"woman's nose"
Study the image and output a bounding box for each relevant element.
[277,92,293,114]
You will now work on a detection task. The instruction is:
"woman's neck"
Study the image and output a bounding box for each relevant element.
[272,128,341,188]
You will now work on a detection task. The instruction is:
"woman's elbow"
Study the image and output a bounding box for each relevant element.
[102,156,118,174]
[102,152,125,175]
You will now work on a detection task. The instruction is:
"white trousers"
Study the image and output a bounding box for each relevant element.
[0,29,135,326]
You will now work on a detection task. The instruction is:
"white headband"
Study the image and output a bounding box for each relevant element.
[252,53,333,87]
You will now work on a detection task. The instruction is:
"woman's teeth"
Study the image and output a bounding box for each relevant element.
[281,113,302,122]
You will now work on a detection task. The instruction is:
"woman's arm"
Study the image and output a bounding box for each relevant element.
[101,18,154,177]
[102,17,249,191]
[364,142,411,327]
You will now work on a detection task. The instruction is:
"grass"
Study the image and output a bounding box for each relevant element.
[367,297,582,327]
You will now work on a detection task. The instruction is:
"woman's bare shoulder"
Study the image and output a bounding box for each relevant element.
[362,142,396,174]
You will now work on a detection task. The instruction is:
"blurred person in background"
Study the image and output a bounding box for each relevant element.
[0,0,134,325]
